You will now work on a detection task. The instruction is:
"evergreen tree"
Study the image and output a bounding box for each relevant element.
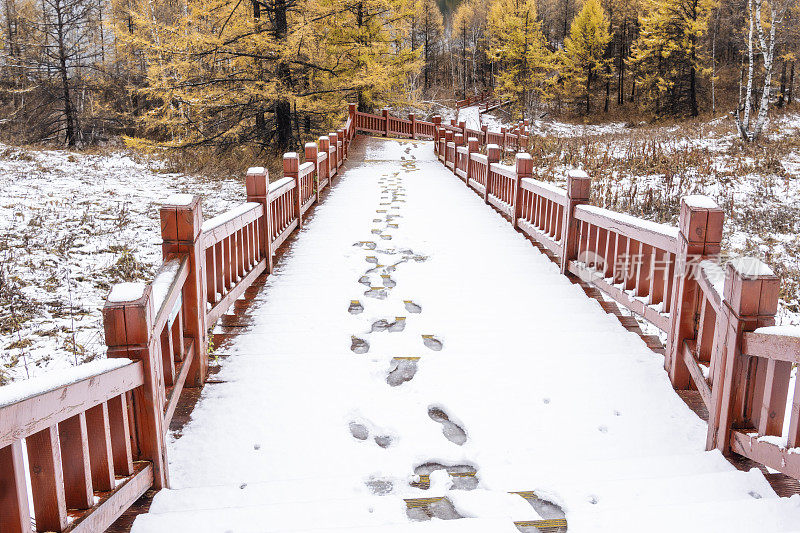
[630,0,715,116]
[562,0,611,114]
[487,0,553,117]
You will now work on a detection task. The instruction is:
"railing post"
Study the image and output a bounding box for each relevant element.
[458,120,466,133]
[444,130,454,167]
[284,152,302,226]
[329,132,340,169]
[666,196,724,388]
[338,128,347,159]
[454,133,464,176]
[305,142,320,203]
[466,137,478,183]
[481,125,488,147]
[485,143,501,204]
[319,136,330,185]
[349,102,357,130]
[103,283,169,489]
[0,440,32,533]
[382,108,389,137]
[160,195,208,386]
[409,113,416,139]
[707,259,780,452]
[513,153,532,229]
[559,170,591,274]
[432,115,441,153]
[246,167,274,274]
[501,127,508,152]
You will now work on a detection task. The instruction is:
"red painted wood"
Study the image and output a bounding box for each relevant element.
[59,413,94,510]
[0,440,31,533]
[103,286,169,489]
[85,402,116,492]
[27,425,68,531]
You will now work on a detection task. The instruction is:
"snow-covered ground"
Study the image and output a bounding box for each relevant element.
[0,144,244,383]
[130,137,800,533]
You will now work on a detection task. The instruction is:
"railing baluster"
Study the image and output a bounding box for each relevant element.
[0,441,32,533]
[59,413,93,510]
[27,425,68,531]
[85,402,116,492]
[107,393,133,476]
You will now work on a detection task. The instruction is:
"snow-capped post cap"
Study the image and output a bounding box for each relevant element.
[104,282,153,348]
[454,133,464,146]
[515,152,533,177]
[467,137,479,152]
[283,152,299,177]
[304,143,318,162]
[319,136,330,150]
[724,257,779,317]
[679,194,723,245]
[107,282,147,304]
[566,169,591,200]
[160,193,202,242]
[246,167,269,198]
[163,193,195,207]
[486,144,501,163]
[247,167,267,176]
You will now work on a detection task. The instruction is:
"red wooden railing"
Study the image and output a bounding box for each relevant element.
[406,109,800,484]
[0,109,357,533]
[455,90,493,109]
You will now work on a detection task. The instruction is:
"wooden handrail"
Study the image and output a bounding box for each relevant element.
[0,103,359,533]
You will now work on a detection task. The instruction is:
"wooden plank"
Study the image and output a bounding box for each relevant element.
[0,440,32,533]
[85,402,116,492]
[164,339,196,429]
[0,362,144,449]
[150,256,189,334]
[742,331,800,363]
[27,425,68,531]
[568,261,671,332]
[107,394,133,477]
[58,413,94,510]
[272,218,299,251]
[683,341,712,409]
[201,203,263,248]
[574,205,678,253]
[517,219,562,257]
[730,430,800,479]
[206,259,268,326]
[487,193,513,218]
[65,463,153,533]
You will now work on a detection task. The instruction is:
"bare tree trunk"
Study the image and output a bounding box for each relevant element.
[789,63,795,105]
[777,61,786,107]
[54,0,76,146]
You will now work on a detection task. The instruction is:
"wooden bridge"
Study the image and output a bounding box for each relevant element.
[3,106,800,532]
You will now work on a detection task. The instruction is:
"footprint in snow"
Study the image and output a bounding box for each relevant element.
[348,300,364,314]
[514,492,567,525]
[349,422,369,440]
[364,287,389,299]
[386,358,418,387]
[422,335,443,351]
[405,497,462,522]
[381,275,396,287]
[366,477,394,495]
[428,406,467,445]
[411,462,478,490]
[349,421,394,447]
[351,336,369,354]
[404,300,422,313]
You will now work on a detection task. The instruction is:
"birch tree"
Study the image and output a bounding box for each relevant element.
[735,0,793,141]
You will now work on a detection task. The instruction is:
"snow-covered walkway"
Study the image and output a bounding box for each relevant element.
[130,137,800,533]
